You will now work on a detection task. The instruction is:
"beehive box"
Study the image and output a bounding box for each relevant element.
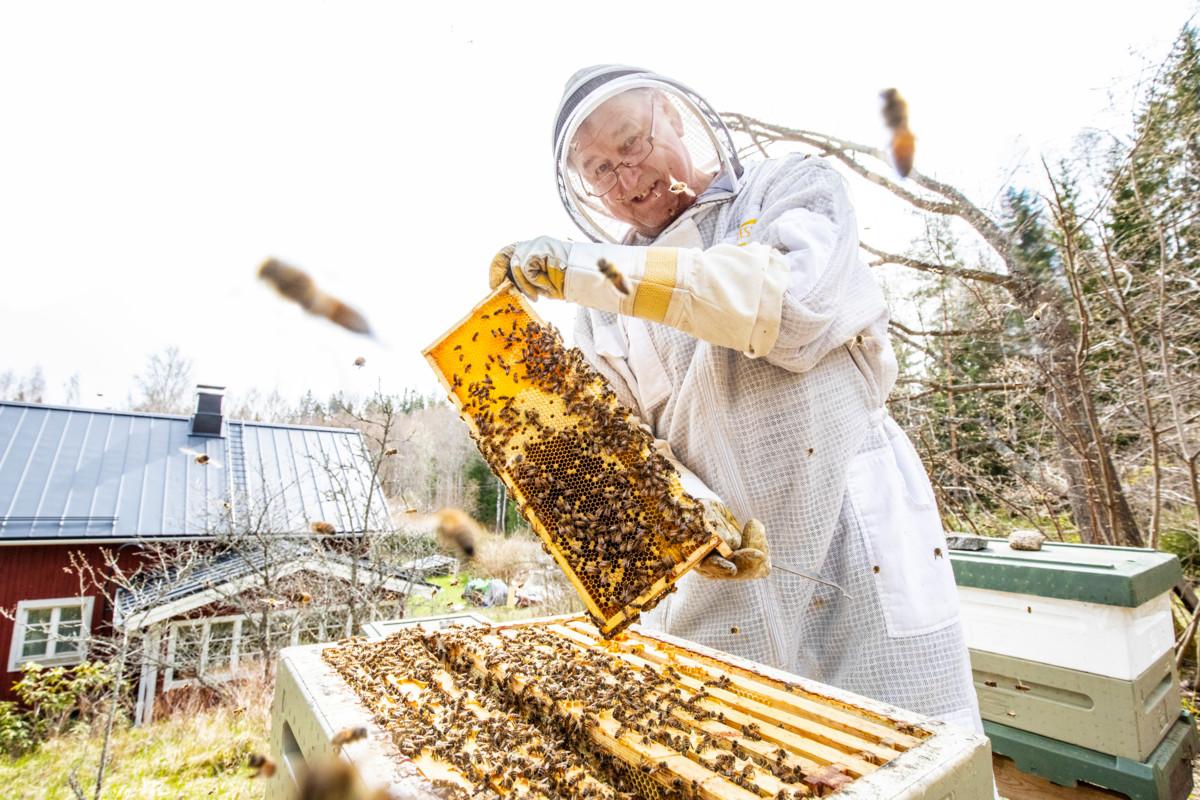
[950,539,1179,680]
[267,616,995,799]
[972,648,1177,761]
[424,285,730,636]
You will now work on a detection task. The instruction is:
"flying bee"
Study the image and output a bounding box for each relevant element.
[180,447,221,467]
[596,259,630,296]
[310,521,336,535]
[257,257,372,335]
[247,753,277,778]
[880,88,916,178]
[331,726,369,748]
[432,507,483,559]
[353,356,366,368]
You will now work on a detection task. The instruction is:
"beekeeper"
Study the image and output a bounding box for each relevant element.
[490,65,983,734]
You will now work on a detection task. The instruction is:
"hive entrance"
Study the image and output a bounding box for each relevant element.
[425,286,724,634]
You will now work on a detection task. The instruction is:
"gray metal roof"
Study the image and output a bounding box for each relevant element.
[114,544,433,621]
[114,543,294,620]
[0,400,390,541]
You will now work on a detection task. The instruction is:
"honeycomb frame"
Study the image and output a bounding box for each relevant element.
[424,285,731,635]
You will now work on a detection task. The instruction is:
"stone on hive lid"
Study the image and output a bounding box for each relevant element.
[946,533,988,551]
[1008,529,1047,551]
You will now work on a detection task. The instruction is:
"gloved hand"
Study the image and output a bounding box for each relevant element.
[489,238,570,301]
[490,235,788,357]
[694,501,771,580]
[648,437,770,581]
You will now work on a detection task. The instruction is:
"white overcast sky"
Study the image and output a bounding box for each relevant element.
[1,1,1195,410]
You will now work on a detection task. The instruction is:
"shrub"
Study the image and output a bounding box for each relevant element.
[13,661,117,741]
[0,700,32,756]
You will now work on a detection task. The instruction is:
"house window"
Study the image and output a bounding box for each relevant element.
[162,608,350,689]
[164,616,244,689]
[7,597,95,672]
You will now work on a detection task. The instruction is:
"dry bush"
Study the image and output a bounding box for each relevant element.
[469,530,552,585]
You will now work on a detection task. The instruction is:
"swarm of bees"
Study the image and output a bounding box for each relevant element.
[427,293,717,635]
[880,88,916,178]
[322,624,859,800]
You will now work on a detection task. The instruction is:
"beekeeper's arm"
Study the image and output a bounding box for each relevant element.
[491,158,865,371]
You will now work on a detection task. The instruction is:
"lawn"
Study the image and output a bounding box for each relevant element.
[403,572,583,624]
[0,703,268,800]
[403,572,472,617]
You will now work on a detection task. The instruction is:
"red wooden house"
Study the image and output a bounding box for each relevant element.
[0,388,430,720]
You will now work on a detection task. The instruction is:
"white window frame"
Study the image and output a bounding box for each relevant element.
[163,614,244,691]
[7,596,95,672]
[162,607,352,690]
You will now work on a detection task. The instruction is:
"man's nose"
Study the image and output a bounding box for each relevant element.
[613,164,644,200]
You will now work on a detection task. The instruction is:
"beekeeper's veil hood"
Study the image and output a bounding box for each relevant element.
[554,65,743,243]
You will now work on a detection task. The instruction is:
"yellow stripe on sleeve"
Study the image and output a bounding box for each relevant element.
[632,248,678,323]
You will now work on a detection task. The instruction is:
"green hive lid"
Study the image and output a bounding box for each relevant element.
[949,539,1181,607]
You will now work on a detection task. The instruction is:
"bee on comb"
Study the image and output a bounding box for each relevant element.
[258,257,372,335]
[880,88,915,178]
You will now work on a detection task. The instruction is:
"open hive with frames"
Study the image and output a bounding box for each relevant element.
[424,285,732,636]
[320,617,941,800]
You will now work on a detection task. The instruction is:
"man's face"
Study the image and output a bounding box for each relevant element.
[569,90,705,237]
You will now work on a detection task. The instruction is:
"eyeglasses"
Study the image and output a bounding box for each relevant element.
[579,100,657,198]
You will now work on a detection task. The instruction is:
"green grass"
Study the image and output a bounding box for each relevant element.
[0,703,268,799]
[403,572,583,624]
[404,572,473,617]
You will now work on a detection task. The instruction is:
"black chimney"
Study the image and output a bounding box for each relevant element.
[190,384,225,437]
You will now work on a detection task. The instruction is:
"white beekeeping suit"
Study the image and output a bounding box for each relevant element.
[504,65,983,734]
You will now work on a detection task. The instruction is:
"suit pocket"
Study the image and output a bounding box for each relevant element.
[845,421,961,637]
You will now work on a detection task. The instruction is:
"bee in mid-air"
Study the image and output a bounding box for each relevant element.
[258,257,373,336]
[331,726,369,748]
[433,507,484,559]
[880,88,916,178]
[596,259,630,296]
[354,356,367,368]
[310,520,336,535]
[247,753,277,778]
[180,447,221,467]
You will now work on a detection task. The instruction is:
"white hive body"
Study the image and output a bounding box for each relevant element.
[268,616,994,799]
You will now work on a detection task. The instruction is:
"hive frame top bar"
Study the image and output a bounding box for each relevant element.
[422,282,523,359]
[276,616,994,800]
